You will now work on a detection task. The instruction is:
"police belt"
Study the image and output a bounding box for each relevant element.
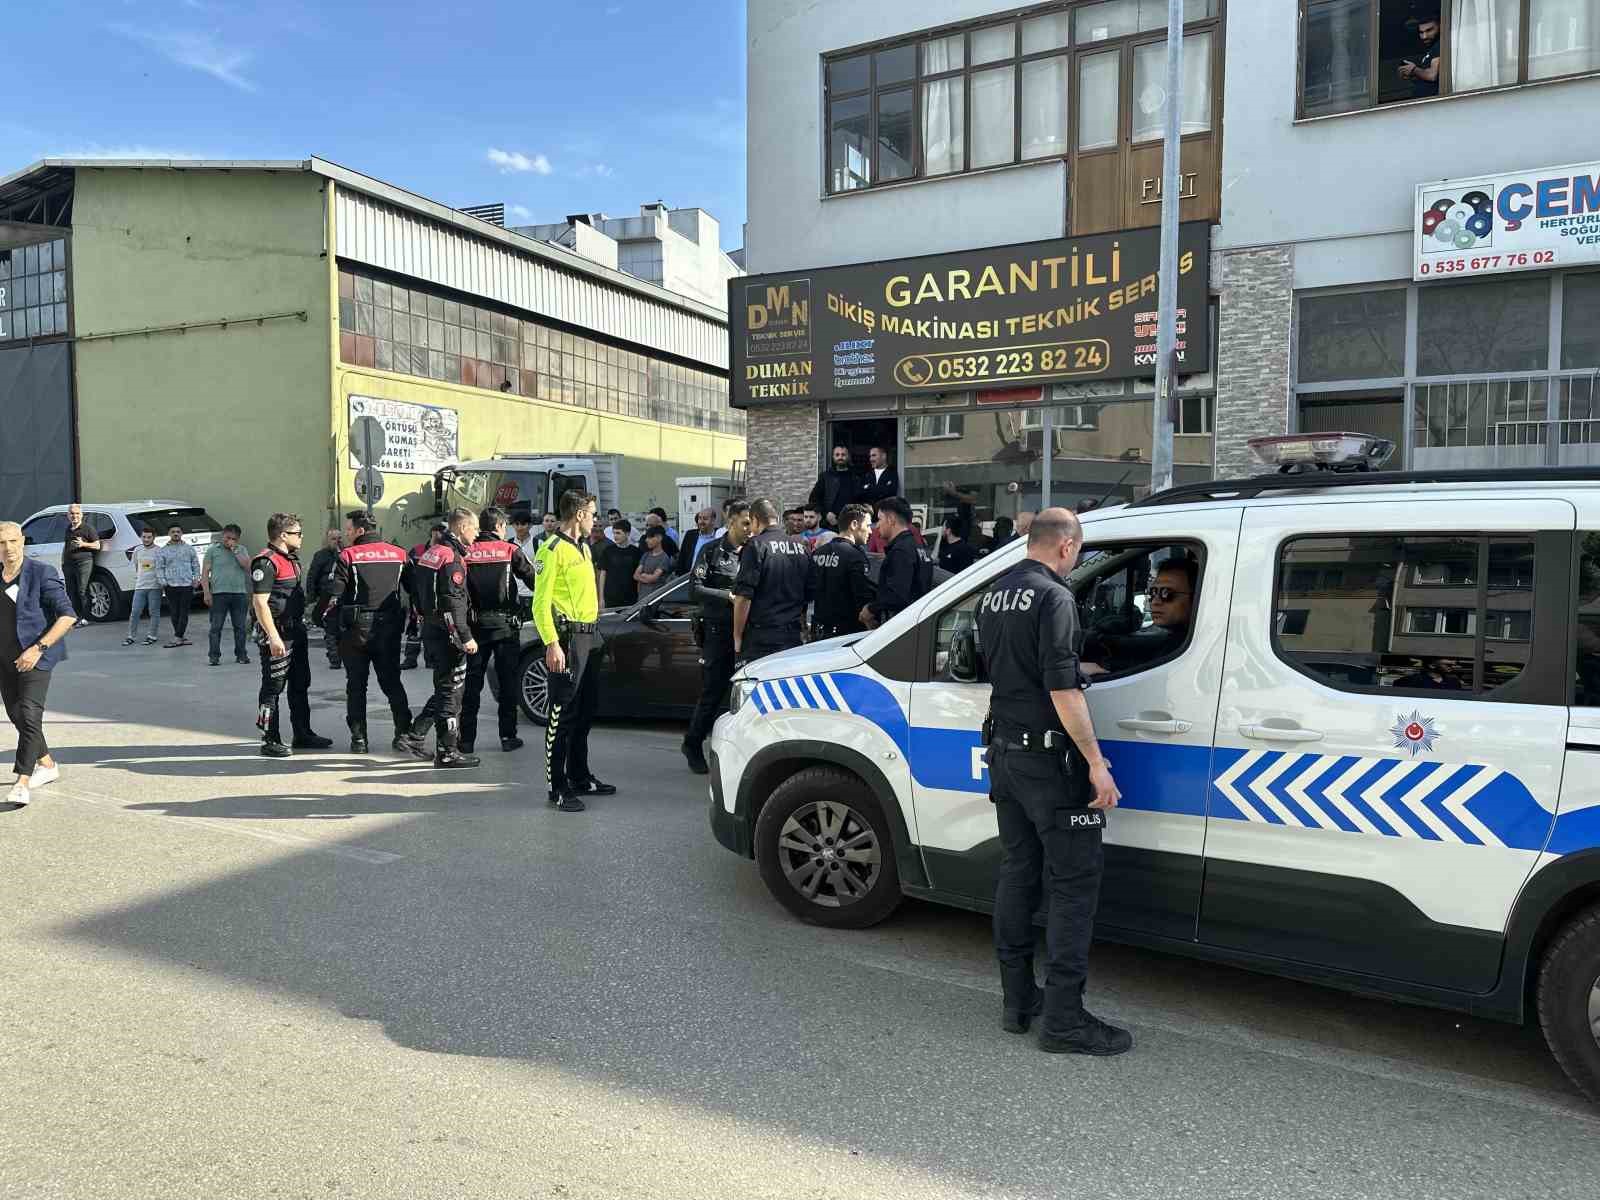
[989,719,1069,753]
[555,618,597,635]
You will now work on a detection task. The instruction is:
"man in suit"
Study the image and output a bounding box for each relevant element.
[675,507,719,577]
[856,446,900,510]
[0,521,77,806]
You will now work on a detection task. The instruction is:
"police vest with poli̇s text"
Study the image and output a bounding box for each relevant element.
[414,536,475,640]
[734,529,812,629]
[330,533,410,638]
[465,533,540,636]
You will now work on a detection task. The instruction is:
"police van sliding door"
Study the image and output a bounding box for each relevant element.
[1202,499,1573,993]
[906,507,1241,940]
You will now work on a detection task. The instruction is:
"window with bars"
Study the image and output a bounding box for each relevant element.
[0,238,69,343]
[824,0,1217,195]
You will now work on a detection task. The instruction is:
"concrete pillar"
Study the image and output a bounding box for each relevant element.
[743,401,819,508]
[1213,245,1295,479]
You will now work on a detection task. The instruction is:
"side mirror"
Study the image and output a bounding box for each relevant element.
[950,625,981,682]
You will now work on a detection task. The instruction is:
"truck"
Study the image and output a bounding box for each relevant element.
[434,453,623,522]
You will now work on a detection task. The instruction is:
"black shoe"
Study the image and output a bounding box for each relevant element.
[259,740,292,759]
[401,658,419,671]
[501,736,524,752]
[571,777,617,796]
[208,656,221,667]
[392,732,428,758]
[291,733,334,750]
[433,750,481,769]
[236,655,251,665]
[681,740,709,775]
[351,736,369,753]
[1038,1012,1133,1057]
[1001,993,1044,1035]
[549,790,586,812]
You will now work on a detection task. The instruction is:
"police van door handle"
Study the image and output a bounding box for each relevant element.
[1239,722,1324,743]
[1117,713,1192,735]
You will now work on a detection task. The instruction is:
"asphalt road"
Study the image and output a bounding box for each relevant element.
[5,623,1600,1199]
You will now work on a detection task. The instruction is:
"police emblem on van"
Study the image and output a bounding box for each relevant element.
[1390,711,1439,756]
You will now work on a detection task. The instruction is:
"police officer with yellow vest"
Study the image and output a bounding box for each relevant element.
[976,507,1130,1056]
[533,489,616,813]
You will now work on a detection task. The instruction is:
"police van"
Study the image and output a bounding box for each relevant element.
[708,435,1600,1102]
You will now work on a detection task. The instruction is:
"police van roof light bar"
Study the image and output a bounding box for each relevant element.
[1247,432,1396,475]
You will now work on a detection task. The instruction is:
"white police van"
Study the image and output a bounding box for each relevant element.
[708,435,1600,1102]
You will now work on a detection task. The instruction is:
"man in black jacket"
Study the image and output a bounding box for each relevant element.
[733,498,811,660]
[938,516,980,574]
[810,503,875,640]
[307,529,344,670]
[682,500,752,774]
[460,505,539,754]
[856,445,900,510]
[675,506,718,578]
[869,496,927,628]
[808,445,860,529]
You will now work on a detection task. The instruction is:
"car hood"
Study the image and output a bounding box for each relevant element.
[736,637,866,680]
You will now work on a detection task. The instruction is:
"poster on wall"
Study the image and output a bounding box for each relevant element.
[728,223,1211,406]
[346,395,459,475]
[1413,161,1600,281]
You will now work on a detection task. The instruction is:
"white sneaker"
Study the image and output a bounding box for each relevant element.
[29,763,59,788]
[6,783,28,806]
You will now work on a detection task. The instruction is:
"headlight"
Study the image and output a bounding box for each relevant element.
[729,678,757,715]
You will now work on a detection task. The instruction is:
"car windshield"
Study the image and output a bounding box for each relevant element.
[130,508,222,535]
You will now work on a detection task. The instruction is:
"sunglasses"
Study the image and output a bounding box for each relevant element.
[283,529,304,537]
[1146,586,1191,602]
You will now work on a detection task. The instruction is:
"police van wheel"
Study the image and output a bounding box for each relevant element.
[754,767,901,929]
[517,648,551,726]
[1536,901,1600,1103]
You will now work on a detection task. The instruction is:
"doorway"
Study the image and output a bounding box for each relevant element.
[828,417,899,478]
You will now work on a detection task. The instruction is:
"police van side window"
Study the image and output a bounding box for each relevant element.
[933,592,983,682]
[1071,542,1203,679]
[1574,534,1600,706]
[1275,533,1536,695]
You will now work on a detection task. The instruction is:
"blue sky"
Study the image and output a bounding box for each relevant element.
[1,0,748,248]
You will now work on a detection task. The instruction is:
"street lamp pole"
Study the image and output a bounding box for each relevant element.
[1150,0,1185,496]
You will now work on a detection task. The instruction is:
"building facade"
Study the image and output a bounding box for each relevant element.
[742,0,1600,515]
[0,158,745,540]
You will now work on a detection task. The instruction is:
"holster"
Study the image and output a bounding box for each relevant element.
[691,612,705,647]
[981,709,995,747]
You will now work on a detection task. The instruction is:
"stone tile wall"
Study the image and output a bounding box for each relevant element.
[1213,245,1295,479]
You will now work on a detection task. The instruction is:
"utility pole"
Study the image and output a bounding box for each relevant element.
[1150,0,1185,496]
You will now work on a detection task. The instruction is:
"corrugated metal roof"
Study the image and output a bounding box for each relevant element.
[0,156,731,369]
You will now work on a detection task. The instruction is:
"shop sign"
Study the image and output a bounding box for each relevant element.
[346,395,459,475]
[729,223,1210,406]
[1414,160,1600,281]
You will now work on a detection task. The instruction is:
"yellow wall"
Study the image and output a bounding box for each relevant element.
[331,364,747,542]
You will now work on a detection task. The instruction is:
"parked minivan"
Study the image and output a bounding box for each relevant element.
[708,438,1600,1103]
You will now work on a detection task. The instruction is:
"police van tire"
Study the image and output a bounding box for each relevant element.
[1536,901,1600,1103]
[754,766,902,929]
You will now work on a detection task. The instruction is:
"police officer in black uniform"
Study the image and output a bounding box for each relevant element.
[249,512,333,758]
[402,522,447,670]
[976,507,1130,1056]
[732,497,811,663]
[411,507,480,769]
[868,495,926,629]
[681,499,753,775]
[809,502,875,641]
[328,509,417,755]
[460,505,538,754]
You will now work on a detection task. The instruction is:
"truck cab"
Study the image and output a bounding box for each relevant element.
[435,454,621,521]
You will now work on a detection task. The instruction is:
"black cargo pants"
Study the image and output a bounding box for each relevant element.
[341,616,413,737]
[462,629,521,748]
[256,625,311,744]
[416,624,468,752]
[686,621,736,747]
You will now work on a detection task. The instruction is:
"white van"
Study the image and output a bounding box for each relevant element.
[708,439,1600,1102]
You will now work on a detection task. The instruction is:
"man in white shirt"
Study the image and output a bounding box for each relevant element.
[857,446,900,510]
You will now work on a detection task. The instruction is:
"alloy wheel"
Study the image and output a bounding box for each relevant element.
[87,579,115,621]
[522,656,550,722]
[776,800,882,909]
[1589,971,1600,1054]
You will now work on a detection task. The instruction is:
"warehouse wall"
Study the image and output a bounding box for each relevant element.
[70,168,330,543]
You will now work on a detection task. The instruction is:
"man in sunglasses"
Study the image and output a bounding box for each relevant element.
[249,513,334,757]
[1082,557,1196,679]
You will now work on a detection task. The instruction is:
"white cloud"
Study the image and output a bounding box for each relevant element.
[508,204,534,221]
[578,163,615,179]
[487,147,552,175]
[110,25,257,92]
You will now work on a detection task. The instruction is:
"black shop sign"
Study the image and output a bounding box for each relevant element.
[729,223,1210,406]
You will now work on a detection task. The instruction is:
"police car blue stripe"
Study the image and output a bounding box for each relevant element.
[784,678,809,709]
[751,687,769,716]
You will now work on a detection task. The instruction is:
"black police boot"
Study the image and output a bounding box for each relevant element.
[350,725,369,754]
[292,732,334,750]
[1037,1010,1134,1057]
[549,789,586,812]
[1000,964,1043,1034]
[259,739,291,759]
[392,730,429,759]
[434,747,481,769]
[681,739,709,775]
[571,776,617,796]
[501,736,524,752]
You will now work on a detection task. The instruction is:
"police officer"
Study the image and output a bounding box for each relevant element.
[402,522,447,670]
[866,495,926,629]
[460,504,538,754]
[732,498,811,663]
[533,489,616,812]
[249,513,333,758]
[976,507,1129,1055]
[411,507,480,769]
[307,529,344,671]
[809,502,875,641]
[328,509,417,755]
[681,498,752,775]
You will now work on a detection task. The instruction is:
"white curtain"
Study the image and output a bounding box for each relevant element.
[1132,32,1213,142]
[1452,0,1520,91]
[1530,0,1600,79]
[921,38,963,175]
[1078,52,1120,151]
[1021,56,1070,160]
[970,65,1015,168]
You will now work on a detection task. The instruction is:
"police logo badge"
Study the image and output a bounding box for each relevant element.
[532,556,544,574]
[251,568,266,582]
[1390,710,1439,757]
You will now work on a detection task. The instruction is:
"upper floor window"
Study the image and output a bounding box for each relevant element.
[1301,0,1600,118]
[825,0,1217,195]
